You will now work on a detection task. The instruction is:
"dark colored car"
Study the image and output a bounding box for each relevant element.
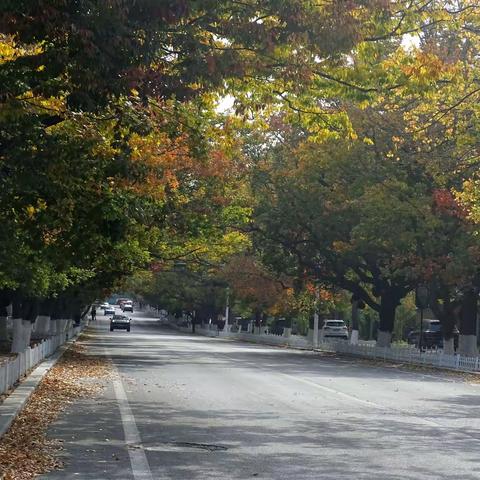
[269,319,286,335]
[269,318,298,335]
[407,319,459,349]
[110,314,131,332]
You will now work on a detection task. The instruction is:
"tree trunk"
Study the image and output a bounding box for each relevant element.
[50,297,67,335]
[79,304,90,322]
[11,319,25,353]
[11,298,38,353]
[66,318,73,332]
[254,309,262,333]
[0,300,10,348]
[32,298,53,339]
[440,305,457,353]
[49,318,59,335]
[443,337,455,355]
[350,298,359,345]
[0,292,11,348]
[458,335,477,357]
[11,307,33,353]
[458,290,478,357]
[33,315,51,339]
[11,299,23,353]
[430,293,459,354]
[58,319,68,333]
[0,316,9,348]
[377,330,392,348]
[377,292,398,348]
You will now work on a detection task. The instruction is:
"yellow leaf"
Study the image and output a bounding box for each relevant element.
[26,205,36,218]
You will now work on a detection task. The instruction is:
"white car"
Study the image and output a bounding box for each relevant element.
[103,305,115,316]
[122,303,133,312]
[321,320,349,340]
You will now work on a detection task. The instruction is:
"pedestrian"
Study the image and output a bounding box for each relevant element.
[91,305,96,321]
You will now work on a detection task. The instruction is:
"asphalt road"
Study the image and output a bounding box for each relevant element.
[41,308,480,480]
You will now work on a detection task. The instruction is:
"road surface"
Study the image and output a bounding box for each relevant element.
[41,309,480,479]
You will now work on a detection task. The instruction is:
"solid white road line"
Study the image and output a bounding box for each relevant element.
[215,349,448,428]
[111,364,155,480]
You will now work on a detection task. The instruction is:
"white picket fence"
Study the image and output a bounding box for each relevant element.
[173,323,312,349]
[318,339,480,373]
[0,324,83,396]
[169,321,480,373]
[233,331,311,349]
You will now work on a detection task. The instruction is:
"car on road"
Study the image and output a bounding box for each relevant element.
[116,298,131,307]
[321,319,349,340]
[103,305,115,316]
[100,302,109,309]
[122,303,133,312]
[110,314,131,332]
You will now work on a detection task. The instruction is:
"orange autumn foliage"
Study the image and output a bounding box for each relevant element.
[119,130,233,201]
[432,189,467,218]
[305,281,334,302]
[222,255,285,309]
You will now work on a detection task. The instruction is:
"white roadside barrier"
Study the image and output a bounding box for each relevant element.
[168,320,480,374]
[319,339,480,373]
[172,322,312,349]
[0,324,84,396]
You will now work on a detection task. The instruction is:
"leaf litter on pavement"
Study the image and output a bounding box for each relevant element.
[0,340,112,480]
[333,354,480,384]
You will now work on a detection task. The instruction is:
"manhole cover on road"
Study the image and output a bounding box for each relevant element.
[130,441,229,453]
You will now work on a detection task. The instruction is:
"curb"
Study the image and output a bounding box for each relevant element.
[172,325,480,376]
[323,350,480,377]
[170,323,314,351]
[0,329,85,439]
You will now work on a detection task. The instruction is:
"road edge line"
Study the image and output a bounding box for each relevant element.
[110,361,155,480]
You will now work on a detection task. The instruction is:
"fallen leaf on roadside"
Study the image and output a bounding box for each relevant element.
[0,339,112,479]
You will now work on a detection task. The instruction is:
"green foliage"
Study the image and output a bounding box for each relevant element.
[3,0,480,342]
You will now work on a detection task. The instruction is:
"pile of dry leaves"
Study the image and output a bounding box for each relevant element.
[0,342,112,479]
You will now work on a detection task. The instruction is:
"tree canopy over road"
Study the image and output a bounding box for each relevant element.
[2,1,480,355]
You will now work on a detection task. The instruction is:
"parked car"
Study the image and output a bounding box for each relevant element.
[110,314,131,332]
[269,319,287,335]
[103,305,115,316]
[321,319,349,340]
[407,319,459,349]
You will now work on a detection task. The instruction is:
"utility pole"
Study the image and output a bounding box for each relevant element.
[350,296,359,345]
[415,286,429,352]
[224,287,230,332]
[313,285,319,349]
